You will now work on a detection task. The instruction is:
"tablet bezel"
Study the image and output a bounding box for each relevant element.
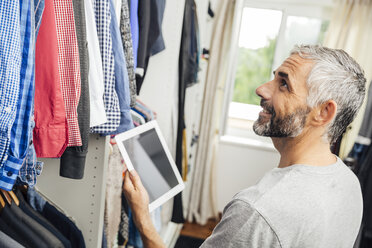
[115,120,185,212]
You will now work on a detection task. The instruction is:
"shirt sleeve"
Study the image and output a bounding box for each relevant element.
[200,199,282,248]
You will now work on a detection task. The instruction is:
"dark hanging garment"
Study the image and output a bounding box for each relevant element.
[10,203,64,248]
[135,0,160,94]
[348,82,372,174]
[60,0,90,179]
[0,202,65,248]
[0,205,44,248]
[358,144,372,248]
[151,0,166,56]
[15,189,72,248]
[351,82,372,247]
[172,0,199,224]
[42,202,86,248]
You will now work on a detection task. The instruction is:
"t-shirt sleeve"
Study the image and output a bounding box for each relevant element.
[200,199,281,248]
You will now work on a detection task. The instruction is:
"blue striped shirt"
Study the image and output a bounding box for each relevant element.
[0,0,35,190]
[17,0,45,187]
[0,1,22,189]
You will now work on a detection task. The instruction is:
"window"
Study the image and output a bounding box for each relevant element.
[224,0,332,142]
[233,8,282,106]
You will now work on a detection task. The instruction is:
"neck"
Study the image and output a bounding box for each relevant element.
[271,131,337,168]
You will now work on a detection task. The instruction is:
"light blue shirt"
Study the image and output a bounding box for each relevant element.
[105,0,133,135]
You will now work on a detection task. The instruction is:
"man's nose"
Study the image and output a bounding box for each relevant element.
[256,81,273,100]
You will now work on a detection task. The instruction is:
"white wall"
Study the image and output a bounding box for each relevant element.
[216,137,280,212]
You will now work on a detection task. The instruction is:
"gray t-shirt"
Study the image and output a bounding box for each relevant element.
[201,157,363,248]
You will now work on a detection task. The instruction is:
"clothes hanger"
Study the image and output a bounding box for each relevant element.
[0,189,12,205]
[8,190,19,206]
[0,194,5,211]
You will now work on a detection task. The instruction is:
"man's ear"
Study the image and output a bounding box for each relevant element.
[311,100,337,127]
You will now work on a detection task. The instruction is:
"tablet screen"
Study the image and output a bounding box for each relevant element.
[122,128,179,203]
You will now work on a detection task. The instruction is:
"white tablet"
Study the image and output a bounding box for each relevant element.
[115,120,185,212]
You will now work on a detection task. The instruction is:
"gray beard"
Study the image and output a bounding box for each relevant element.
[253,106,310,138]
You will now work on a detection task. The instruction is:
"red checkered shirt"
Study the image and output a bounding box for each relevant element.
[54,0,82,146]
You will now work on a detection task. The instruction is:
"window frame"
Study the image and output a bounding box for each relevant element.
[220,0,334,141]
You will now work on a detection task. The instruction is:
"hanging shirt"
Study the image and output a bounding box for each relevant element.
[18,0,45,186]
[120,0,137,107]
[0,0,27,190]
[91,0,121,134]
[113,0,122,25]
[104,141,125,247]
[130,0,139,68]
[102,0,133,135]
[34,0,68,158]
[84,0,107,127]
[0,1,21,164]
[151,0,166,55]
[53,0,82,147]
[135,0,161,94]
[12,0,44,190]
[59,0,91,180]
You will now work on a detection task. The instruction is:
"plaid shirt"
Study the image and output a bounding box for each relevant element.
[91,0,121,134]
[54,0,82,146]
[0,0,32,190]
[0,2,21,167]
[101,0,133,135]
[17,0,45,188]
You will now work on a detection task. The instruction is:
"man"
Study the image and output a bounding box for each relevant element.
[123,45,366,247]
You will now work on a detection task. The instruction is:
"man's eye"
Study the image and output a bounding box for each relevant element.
[280,79,288,88]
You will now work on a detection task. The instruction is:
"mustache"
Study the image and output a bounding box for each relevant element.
[260,100,275,114]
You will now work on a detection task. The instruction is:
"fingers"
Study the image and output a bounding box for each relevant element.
[128,170,144,189]
[123,170,134,192]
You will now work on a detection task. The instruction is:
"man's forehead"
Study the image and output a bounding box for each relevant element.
[279,54,314,74]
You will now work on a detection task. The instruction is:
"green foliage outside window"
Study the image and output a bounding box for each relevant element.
[232,38,276,105]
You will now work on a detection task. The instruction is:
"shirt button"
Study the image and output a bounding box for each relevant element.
[3,155,7,161]
[4,107,11,113]
[6,171,12,177]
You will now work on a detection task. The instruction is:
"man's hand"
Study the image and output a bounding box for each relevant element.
[123,170,151,232]
[123,170,166,248]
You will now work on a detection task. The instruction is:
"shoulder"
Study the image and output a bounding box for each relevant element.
[201,199,282,248]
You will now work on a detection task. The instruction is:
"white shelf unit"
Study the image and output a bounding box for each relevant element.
[37,134,109,248]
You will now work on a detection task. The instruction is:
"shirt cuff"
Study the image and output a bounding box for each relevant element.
[0,154,23,191]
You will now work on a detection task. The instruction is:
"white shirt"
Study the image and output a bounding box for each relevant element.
[84,0,107,127]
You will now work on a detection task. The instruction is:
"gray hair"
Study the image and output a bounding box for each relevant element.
[290,45,366,144]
